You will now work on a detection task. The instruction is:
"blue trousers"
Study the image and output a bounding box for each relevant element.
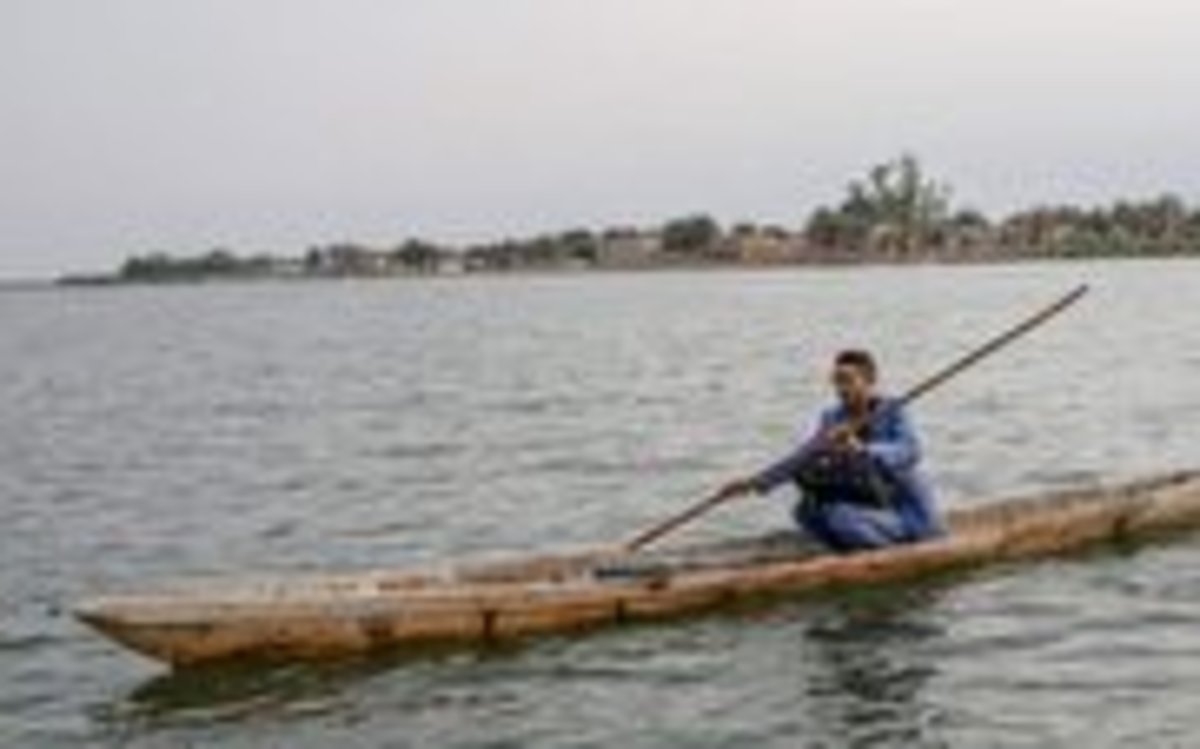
[793,499,912,553]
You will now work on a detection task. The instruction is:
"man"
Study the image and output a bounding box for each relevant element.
[718,350,943,552]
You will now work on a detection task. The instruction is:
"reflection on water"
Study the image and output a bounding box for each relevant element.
[801,590,946,748]
[98,582,957,749]
[118,660,385,726]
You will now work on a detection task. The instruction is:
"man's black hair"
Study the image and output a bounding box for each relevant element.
[835,349,878,382]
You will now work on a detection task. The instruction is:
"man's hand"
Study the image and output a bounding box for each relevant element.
[716,476,756,501]
[827,423,865,452]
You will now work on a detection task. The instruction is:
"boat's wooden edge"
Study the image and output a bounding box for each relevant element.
[74,471,1200,667]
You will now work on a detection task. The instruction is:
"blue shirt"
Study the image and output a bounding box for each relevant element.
[751,397,944,542]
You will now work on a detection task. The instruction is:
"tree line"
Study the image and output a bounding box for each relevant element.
[102,155,1200,283]
[805,154,1200,260]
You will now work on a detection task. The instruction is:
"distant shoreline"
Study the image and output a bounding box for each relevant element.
[38,252,1200,291]
[44,157,1200,288]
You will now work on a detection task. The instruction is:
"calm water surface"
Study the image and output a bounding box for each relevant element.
[3,261,1200,748]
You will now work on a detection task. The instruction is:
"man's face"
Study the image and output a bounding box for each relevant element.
[831,364,874,407]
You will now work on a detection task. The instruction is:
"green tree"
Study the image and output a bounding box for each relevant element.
[662,215,721,255]
[559,229,599,263]
[805,154,951,256]
[393,239,442,273]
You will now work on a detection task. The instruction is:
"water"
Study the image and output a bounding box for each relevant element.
[3,260,1200,748]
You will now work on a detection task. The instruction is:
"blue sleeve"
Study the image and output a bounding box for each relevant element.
[751,409,836,495]
[865,401,921,471]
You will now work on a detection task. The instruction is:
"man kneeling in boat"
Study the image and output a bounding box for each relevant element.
[719,349,944,552]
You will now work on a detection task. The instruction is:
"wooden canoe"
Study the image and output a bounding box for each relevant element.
[76,471,1200,668]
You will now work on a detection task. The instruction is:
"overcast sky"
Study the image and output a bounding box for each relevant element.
[4,0,1200,278]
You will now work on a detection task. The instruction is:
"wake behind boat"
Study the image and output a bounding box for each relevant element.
[76,472,1200,668]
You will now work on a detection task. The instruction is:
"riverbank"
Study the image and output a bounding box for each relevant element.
[54,248,1200,289]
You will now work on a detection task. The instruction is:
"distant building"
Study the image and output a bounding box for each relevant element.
[308,244,392,276]
[596,229,663,268]
[726,226,806,265]
[437,252,466,274]
[265,257,306,277]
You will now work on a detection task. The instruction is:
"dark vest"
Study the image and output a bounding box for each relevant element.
[791,399,897,508]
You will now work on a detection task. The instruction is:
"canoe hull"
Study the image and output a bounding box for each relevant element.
[76,472,1200,668]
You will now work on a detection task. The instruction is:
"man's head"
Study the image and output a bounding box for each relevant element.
[831,349,878,408]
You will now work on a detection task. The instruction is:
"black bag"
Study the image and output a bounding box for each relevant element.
[791,447,896,508]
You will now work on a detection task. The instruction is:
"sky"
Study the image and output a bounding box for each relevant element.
[4,0,1200,279]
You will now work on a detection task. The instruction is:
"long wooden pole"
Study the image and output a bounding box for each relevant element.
[623,284,1090,553]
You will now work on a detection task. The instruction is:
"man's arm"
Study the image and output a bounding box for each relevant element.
[718,411,834,499]
[749,438,820,495]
